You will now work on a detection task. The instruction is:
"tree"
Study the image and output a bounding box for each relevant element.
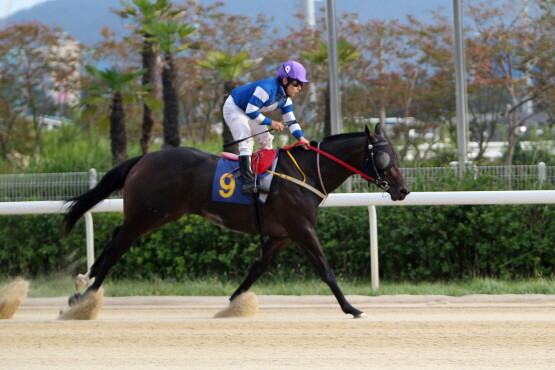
[532,0,555,124]
[115,0,181,154]
[0,21,79,161]
[78,66,146,165]
[143,20,195,149]
[301,38,360,137]
[465,0,555,165]
[172,1,270,143]
[197,50,258,152]
[400,14,456,162]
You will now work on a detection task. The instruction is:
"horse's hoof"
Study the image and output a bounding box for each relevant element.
[68,293,82,307]
[353,312,367,319]
[75,274,90,290]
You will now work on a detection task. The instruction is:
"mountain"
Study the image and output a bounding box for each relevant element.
[3,0,128,45]
[3,0,449,46]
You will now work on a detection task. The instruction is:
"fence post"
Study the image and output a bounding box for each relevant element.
[84,211,94,269]
[538,162,546,189]
[368,205,379,292]
[88,168,97,189]
[86,168,97,269]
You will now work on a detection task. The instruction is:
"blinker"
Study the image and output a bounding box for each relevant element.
[376,152,391,169]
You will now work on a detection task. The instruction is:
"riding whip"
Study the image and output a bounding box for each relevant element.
[223,128,273,148]
[223,122,295,148]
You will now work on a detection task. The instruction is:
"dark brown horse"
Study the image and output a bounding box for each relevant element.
[62,124,409,318]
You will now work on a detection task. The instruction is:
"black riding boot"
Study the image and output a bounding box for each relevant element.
[239,155,256,194]
[239,155,269,194]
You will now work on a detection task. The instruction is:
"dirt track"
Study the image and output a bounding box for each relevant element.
[1,294,554,369]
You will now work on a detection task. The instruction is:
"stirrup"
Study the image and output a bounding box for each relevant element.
[255,182,270,194]
[241,182,256,194]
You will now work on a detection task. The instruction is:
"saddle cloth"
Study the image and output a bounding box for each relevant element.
[212,149,279,205]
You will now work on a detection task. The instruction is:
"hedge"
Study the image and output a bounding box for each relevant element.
[1,204,553,280]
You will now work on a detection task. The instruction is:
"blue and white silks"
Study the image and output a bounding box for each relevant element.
[230,78,304,140]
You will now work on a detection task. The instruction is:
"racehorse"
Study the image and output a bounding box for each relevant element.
[61,124,409,318]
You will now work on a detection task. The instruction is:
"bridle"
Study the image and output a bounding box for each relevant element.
[360,139,393,192]
[283,136,392,197]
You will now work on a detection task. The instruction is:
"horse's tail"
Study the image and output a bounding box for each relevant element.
[61,155,143,236]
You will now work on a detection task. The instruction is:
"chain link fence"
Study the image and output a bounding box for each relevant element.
[1,164,554,201]
[344,162,554,193]
[0,169,103,201]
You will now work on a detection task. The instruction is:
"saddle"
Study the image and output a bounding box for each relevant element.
[220,149,277,175]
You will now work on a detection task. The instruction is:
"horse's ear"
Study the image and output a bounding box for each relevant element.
[375,122,383,136]
[366,124,378,143]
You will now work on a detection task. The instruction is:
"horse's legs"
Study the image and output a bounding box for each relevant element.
[69,224,139,306]
[292,228,365,318]
[74,226,122,290]
[230,236,290,301]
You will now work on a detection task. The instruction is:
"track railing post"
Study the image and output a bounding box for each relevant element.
[84,211,94,269]
[538,162,546,189]
[88,168,97,189]
[368,205,379,292]
[85,169,97,271]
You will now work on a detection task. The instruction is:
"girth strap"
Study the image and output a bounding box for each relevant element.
[252,193,264,234]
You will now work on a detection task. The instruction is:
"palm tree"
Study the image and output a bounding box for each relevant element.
[144,20,195,149]
[302,39,360,136]
[116,0,181,154]
[78,65,146,166]
[197,50,257,153]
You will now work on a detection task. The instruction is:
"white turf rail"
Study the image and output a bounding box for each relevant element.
[0,198,124,215]
[320,190,555,207]
[2,191,555,291]
[1,191,554,215]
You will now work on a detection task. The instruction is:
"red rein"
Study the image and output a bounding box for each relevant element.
[283,142,373,181]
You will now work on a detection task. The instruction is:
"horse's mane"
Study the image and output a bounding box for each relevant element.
[314,131,365,146]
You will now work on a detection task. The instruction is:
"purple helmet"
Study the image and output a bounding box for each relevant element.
[277,60,309,83]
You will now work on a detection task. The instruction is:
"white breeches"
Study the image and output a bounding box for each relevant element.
[223,95,274,156]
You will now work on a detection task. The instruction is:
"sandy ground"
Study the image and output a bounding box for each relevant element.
[1,294,554,369]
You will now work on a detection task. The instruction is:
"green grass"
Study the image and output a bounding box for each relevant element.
[3,274,554,298]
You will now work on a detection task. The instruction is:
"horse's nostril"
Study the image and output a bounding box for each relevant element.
[401,187,410,195]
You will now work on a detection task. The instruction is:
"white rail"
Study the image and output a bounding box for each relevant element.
[1,191,554,291]
[321,190,555,291]
[320,190,555,206]
[0,199,123,269]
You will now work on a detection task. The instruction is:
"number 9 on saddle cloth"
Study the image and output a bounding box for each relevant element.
[211,149,278,205]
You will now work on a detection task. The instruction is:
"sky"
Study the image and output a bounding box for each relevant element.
[1,0,48,18]
[1,0,454,46]
[3,0,451,20]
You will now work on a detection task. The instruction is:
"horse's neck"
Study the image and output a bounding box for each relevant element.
[309,138,365,193]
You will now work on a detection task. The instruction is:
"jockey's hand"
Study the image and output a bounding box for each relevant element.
[298,137,310,149]
[270,121,285,132]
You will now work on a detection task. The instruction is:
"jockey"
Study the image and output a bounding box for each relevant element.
[223,60,310,194]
